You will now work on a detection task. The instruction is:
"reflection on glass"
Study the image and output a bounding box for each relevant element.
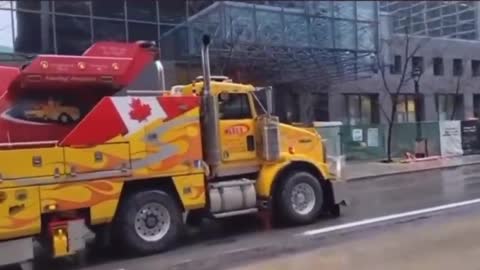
[334,1,354,19]
[16,1,41,11]
[128,22,157,42]
[0,9,13,52]
[357,23,375,51]
[92,1,125,19]
[335,20,355,50]
[357,1,375,21]
[127,1,157,22]
[158,0,186,24]
[310,17,332,48]
[360,95,372,124]
[56,15,91,54]
[14,11,54,53]
[284,14,308,47]
[256,10,282,45]
[225,7,254,43]
[54,1,90,15]
[0,1,11,9]
[93,19,126,42]
[347,95,360,125]
[309,1,331,16]
[191,6,222,45]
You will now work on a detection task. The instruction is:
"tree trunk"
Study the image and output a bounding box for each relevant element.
[386,95,398,162]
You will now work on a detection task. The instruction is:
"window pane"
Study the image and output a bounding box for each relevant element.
[335,20,355,50]
[158,0,186,24]
[128,22,157,42]
[334,1,354,19]
[93,1,125,19]
[360,96,372,124]
[256,10,282,45]
[219,94,251,119]
[309,1,331,16]
[16,1,41,11]
[347,95,360,125]
[284,14,308,47]
[93,19,126,42]
[0,1,11,9]
[357,23,375,50]
[310,17,332,48]
[0,9,14,53]
[56,15,92,55]
[357,1,375,21]
[127,1,157,22]
[14,12,54,53]
[225,7,254,43]
[54,1,90,15]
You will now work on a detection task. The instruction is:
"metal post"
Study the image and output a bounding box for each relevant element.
[414,79,422,141]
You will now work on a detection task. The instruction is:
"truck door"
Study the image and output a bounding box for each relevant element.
[218,92,257,163]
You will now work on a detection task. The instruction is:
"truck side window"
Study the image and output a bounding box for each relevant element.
[218,93,252,120]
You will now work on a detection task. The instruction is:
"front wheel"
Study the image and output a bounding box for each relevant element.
[275,171,324,225]
[112,190,183,255]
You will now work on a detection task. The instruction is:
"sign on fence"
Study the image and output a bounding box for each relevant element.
[439,120,463,157]
[461,120,480,155]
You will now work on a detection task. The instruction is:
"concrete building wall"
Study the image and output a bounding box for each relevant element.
[330,17,480,124]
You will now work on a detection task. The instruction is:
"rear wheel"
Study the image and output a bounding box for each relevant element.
[112,190,182,255]
[58,113,72,124]
[275,171,324,225]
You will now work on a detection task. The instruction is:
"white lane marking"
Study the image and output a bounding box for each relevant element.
[302,198,480,236]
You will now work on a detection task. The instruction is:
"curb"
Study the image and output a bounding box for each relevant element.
[345,160,480,182]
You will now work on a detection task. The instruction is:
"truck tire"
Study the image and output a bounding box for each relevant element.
[113,190,182,255]
[275,171,324,225]
[58,113,72,124]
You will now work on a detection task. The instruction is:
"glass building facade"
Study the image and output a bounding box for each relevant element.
[0,0,379,123]
[0,0,378,81]
[380,1,477,40]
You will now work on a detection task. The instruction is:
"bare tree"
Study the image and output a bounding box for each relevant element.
[376,26,431,162]
[450,75,462,120]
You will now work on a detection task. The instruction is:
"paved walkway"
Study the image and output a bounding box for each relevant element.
[343,154,480,181]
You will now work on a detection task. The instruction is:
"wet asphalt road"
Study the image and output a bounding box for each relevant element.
[8,164,480,270]
[230,204,480,270]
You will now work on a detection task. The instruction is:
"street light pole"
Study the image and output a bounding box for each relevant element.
[412,68,422,141]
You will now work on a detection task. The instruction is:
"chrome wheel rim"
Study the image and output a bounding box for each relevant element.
[134,202,171,242]
[290,183,316,215]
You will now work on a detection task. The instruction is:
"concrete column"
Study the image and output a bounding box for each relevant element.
[423,93,438,121]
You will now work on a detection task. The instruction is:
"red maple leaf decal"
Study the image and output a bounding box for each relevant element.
[129,98,151,122]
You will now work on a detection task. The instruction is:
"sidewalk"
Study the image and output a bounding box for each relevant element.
[343,154,480,181]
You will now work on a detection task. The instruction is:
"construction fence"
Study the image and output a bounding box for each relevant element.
[316,120,480,161]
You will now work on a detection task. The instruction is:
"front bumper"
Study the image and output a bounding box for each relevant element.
[331,179,349,206]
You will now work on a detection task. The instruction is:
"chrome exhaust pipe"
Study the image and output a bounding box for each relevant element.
[200,35,221,174]
[201,35,212,96]
[154,60,166,90]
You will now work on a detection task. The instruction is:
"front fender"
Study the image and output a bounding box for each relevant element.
[256,154,330,198]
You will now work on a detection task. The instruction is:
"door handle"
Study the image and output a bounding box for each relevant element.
[246,135,255,151]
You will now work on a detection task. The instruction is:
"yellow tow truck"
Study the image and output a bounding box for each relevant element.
[0,35,346,268]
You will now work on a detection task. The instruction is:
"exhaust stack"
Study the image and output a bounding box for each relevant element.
[200,35,221,174]
[154,60,166,90]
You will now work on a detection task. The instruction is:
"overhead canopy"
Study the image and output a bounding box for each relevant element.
[161,1,379,87]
